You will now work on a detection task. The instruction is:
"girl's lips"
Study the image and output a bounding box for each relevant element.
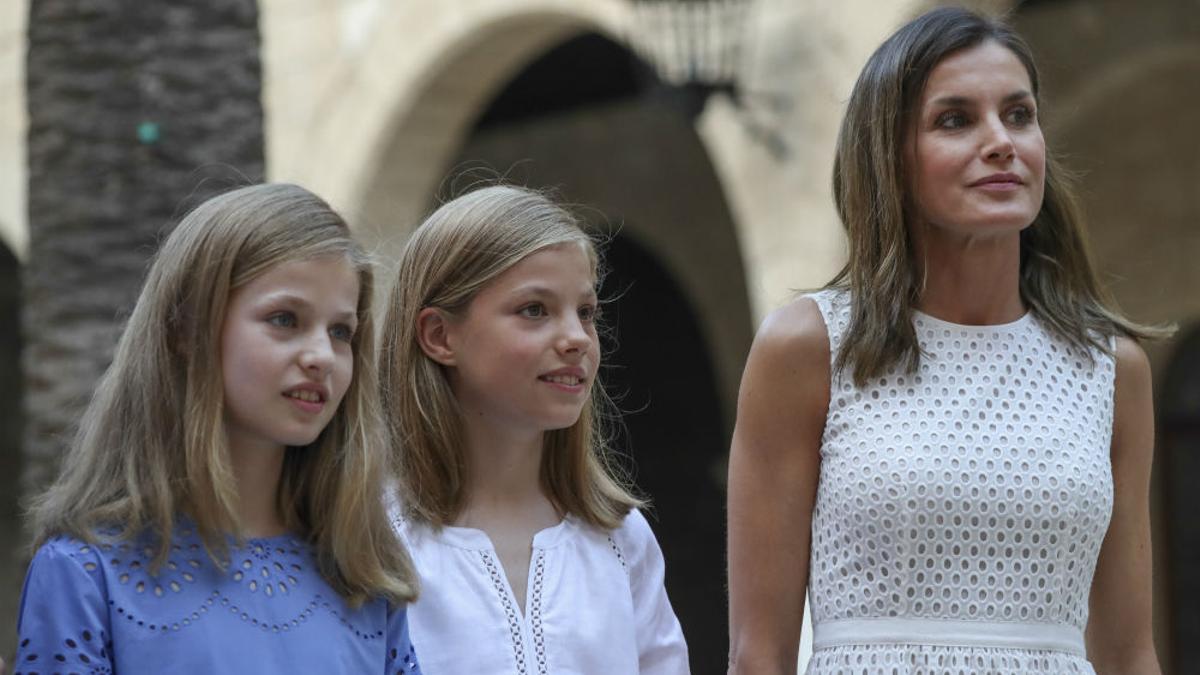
[283,390,326,413]
[538,371,587,393]
[540,378,586,394]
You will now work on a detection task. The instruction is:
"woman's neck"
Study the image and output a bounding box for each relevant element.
[912,227,1025,325]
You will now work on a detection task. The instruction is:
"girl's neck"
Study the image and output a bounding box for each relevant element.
[912,227,1025,325]
[456,419,558,528]
[227,439,288,538]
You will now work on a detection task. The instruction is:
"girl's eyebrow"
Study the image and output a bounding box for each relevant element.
[257,292,358,322]
[507,284,597,300]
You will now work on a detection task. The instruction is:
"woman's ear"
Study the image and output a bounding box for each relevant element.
[416,307,457,366]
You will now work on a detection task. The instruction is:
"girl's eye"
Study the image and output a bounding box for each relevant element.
[519,303,546,318]
[330,323,355,343]
[578,304,597,323]
[934,110,968,130]
[267,311,297,328]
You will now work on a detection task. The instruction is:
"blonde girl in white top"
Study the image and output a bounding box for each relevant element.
[380,185,690,675]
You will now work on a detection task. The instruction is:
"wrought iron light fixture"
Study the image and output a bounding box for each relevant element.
[628,0,749,96]
[628,0,790,158]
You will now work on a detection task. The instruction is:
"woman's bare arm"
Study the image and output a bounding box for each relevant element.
[1086,336,1162,674]
[728,298,829,674]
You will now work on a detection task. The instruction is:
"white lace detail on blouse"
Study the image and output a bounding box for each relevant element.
[395,510,689,675]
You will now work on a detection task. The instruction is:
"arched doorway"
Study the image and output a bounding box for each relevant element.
[1162,324,1200,672]
[599,233,729,672]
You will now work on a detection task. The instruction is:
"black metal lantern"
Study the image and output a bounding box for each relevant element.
[628,0,751,94]
[628,0,789,158]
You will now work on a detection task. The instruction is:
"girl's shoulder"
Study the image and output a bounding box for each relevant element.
[34,531,100,558]
[610,507,654,542]
[600,508,664,573]
[29,525,146,577]
[27,533,109,585]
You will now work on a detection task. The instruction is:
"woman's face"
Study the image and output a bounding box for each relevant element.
[907,40,1046,239]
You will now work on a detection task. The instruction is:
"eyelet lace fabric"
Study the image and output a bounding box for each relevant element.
[14,523,421,674]
[805,290,1114,675]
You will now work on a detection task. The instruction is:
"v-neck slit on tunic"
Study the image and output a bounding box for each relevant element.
[397,510,690,675]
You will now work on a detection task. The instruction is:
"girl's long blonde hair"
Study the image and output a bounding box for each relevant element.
[28,183,417,606]
[829,7,1167,385]
[380,185,642,530]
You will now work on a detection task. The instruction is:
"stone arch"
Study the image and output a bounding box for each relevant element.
[351,9,628,259]
[262,0,632,247]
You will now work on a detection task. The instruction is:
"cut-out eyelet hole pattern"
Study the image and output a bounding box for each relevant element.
[804,291,1114,673]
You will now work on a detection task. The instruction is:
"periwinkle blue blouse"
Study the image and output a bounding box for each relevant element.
[13,524,421,674]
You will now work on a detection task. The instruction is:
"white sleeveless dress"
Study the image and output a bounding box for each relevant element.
[805,290,1114,675]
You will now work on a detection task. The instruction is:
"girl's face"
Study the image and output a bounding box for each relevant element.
[907,40,1046,239]
[220,254,359,455]
[440,243,599,441]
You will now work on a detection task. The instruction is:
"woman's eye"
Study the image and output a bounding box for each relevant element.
[330,323,355,343]
[267,311,297,328]
[935,110,968,130]
[519,303,546,318]
[578,304,597,323]
[1005,105,1035,126]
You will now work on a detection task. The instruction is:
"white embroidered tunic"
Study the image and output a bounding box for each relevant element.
[805,290,1115,675]
[397,509,690,675]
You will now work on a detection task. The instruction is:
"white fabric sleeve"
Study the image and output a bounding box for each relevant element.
[614,509,691,675]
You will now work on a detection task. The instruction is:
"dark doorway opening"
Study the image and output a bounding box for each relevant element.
[474,33,650,130]
[1163,325,1200,672]
[600,234,727,673]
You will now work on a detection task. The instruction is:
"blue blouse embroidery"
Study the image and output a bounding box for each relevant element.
[14,526,422,674]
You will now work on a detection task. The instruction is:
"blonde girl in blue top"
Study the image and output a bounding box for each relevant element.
[13,183,421,674]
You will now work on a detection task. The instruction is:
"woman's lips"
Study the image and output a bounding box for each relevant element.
[969,173,1023,189]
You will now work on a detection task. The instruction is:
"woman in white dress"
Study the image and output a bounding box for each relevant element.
[380,185,690,674]
[727,7,1165,675]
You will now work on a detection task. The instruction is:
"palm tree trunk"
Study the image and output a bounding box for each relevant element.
[14,0,264,655]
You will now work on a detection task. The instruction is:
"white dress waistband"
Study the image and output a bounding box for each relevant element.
[812,618,1086,657]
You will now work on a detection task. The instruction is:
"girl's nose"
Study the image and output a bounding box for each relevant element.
[558,315,592,354]
[299,332,337,373]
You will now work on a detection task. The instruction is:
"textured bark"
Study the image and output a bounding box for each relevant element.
[14,0,263,654]
[22,0,264,493]
[16,0,261,653]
